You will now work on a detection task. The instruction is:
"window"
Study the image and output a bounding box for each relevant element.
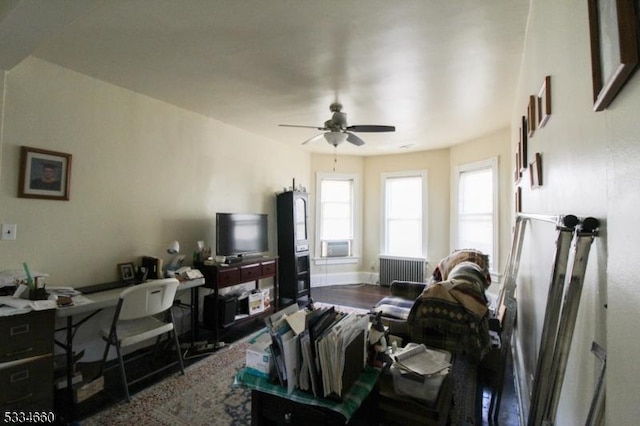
[382,171,427,258]
[316,173,358,260]
[453,158,498,272]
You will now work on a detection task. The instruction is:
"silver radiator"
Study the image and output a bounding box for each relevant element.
[379,255,426,286]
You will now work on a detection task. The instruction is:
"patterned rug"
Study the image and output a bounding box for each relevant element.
[82,341,252,425]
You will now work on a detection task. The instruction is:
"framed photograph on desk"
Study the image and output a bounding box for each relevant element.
[118,263,135,282]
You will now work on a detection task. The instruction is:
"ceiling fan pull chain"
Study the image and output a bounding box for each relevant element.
[333,146,337,171]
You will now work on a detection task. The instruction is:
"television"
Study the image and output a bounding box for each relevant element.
[216,213,268,258]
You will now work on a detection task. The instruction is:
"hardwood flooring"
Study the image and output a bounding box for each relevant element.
[311,283,522,426]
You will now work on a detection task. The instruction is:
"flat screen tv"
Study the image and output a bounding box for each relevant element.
[216,213,268,257]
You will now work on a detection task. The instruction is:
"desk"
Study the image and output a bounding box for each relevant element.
[236,366,379,425]
[54,277,205,406]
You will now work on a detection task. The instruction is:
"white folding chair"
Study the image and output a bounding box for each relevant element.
[100,278,185,401]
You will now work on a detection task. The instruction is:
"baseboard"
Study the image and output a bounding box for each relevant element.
[311,271,380,287]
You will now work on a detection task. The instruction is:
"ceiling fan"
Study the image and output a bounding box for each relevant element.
[279,102,395,147]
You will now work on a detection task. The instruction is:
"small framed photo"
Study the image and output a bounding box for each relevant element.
[527,95,536,138]
[18,146,72,201]
[530,153,543,189]
[537,76,551,128]
[514,152,522,184]
[588,0,638,111]
[519,116,528,171]
[515,187,522,214]
[118,263,135,282]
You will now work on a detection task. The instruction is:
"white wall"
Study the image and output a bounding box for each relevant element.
[0,57,310,359]
[512,0,640,423]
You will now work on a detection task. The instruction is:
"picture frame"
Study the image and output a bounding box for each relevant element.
[537,76,551,128]
[18,146,72,201]
[519,116,528,171]
[118,263,135,282]
[588,0,639,111]
[527,95,536,138]
[514,152,522,184]
[530,152,543,189]
[515,187,522,213]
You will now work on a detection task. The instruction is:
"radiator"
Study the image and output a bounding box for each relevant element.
[379,255,426,286]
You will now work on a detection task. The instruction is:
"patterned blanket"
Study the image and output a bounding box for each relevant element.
[408,262,491,362]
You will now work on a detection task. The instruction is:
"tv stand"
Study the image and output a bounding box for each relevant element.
[195,257,278,344]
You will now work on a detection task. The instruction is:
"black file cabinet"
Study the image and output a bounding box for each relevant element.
[276,191,311,306]
[0,309,54,411]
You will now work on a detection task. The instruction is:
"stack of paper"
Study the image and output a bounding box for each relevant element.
[392,344,451,377]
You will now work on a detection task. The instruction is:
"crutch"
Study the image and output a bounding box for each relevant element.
[585,341,606,426]
[542,217,600,425]
[526,214,579,426]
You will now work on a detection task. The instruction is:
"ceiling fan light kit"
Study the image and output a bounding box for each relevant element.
[279,102,396,147]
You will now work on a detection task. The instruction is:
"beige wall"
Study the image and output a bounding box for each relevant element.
[0,57,310,288]
[309,129,510,284]
[512,0,640,423]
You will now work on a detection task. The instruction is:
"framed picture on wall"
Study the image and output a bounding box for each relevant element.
[587,0,639,111]
[527,95,536,137]
[530,152,543,189]
[18,146,72,201]
[519,116,528,171]
[537,76,551,128]
[515,187,522,213]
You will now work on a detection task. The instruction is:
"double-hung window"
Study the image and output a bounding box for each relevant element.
[381,171,427,258]
[453,157,498,272]
[316,173,358,260]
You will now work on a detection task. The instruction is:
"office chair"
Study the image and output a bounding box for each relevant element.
[100,278,185,402]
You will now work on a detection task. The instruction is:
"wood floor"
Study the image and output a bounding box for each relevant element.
[311,283,521,426]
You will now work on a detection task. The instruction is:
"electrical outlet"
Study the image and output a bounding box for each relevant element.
[1,224,17,240]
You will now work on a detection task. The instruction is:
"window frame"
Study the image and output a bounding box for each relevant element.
[314,172,360,265]
[452,157,499,273]
[380,170,428,259]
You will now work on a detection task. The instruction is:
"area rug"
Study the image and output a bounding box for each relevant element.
[81,341,252,425]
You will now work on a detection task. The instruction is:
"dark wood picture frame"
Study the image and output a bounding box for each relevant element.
[530,152,543,189]
[515,187,522,213]
[18,146,72,201]
[588,0,639,111]
[118,262,135,282]
[527,95,536,137]
[519,116,528,172]
[537,76,551,128]
[514,152,522,184]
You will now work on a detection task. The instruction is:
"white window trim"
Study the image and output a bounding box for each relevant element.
[380,170,428,259]
[452,157,499,272]
[314,172,360,265]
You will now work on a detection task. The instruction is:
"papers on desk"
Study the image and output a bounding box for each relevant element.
[261,304,368,400]
[0,292,94,316]
[392,344,451,377]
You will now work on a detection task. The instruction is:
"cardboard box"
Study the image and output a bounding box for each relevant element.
[245,329,273,378]
[73,375,104,403]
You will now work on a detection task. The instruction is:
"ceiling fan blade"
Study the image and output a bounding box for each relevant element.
[345,132,365,146]
[301,133,326,145]
[346,125,395,132]
[279,124,326,130]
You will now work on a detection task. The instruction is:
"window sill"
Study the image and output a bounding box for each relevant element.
[313,256,359,266]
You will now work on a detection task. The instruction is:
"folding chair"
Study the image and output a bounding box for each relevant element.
[100,278,184,401]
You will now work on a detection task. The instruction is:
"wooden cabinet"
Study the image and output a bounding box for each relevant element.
[0,309,55,411]
[276,191,311,306]
[196,257,278,342]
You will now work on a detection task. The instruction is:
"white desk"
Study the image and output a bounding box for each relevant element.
[54,277,205,406]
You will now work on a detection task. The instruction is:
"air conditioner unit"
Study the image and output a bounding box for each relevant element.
[321,240,351,257]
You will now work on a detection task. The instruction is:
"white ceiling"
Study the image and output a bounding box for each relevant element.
[0,0,529,156]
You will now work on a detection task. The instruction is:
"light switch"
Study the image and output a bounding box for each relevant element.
[1,224,17,240]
